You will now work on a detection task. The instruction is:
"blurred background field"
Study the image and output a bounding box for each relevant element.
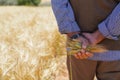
[0,0,40,6]
[0,0,69,80]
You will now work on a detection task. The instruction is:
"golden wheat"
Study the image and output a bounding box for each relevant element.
[0,6,68,80]
[67,39,107,55]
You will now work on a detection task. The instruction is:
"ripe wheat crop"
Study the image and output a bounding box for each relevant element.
[0,6,68,80]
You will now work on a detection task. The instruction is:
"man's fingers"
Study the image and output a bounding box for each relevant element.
[74,54,80,59]
[74,52,84,59]
[74,51,93,59]
[76,52,89,59]
[80,49,86,53]
[81,40,88,49]
[77,52,85,59]
[81,53,89,59]
[80,51,93,58]
[85,52,93,57]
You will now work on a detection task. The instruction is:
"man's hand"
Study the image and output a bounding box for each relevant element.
[83,30,105,45]
[74,36,93,59]
[67,32,93,59]
[74,30,105,59]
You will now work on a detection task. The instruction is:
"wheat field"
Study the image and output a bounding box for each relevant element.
[0,5,69,80]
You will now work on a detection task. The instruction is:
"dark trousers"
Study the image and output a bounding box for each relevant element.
[67,56,120,80]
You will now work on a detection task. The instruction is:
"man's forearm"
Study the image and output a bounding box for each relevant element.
[98,3,120,40]
[51,0,80,34]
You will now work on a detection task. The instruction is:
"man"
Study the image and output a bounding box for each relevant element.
[51,0,120,80]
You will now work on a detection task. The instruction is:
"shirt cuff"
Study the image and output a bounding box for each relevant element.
[98,21,118,40]
[59,21,80,34]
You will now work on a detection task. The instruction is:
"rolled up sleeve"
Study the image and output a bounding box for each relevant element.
[98,3,120,40]
[51,0,80,34]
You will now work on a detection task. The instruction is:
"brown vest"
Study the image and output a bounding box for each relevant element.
[70,0,120,50]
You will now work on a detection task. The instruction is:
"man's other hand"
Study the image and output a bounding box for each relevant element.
[83,30,105,45]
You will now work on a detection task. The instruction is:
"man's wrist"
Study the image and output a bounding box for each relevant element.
[70,33,83,39]
[92,30,105,43]
[67,31,80,37]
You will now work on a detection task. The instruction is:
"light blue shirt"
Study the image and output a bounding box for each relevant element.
[51,0,120,61]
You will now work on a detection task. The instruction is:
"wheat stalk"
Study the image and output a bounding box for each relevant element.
[67,39,107,55]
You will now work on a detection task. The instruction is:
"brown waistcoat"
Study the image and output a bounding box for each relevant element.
[70,0,120,50]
